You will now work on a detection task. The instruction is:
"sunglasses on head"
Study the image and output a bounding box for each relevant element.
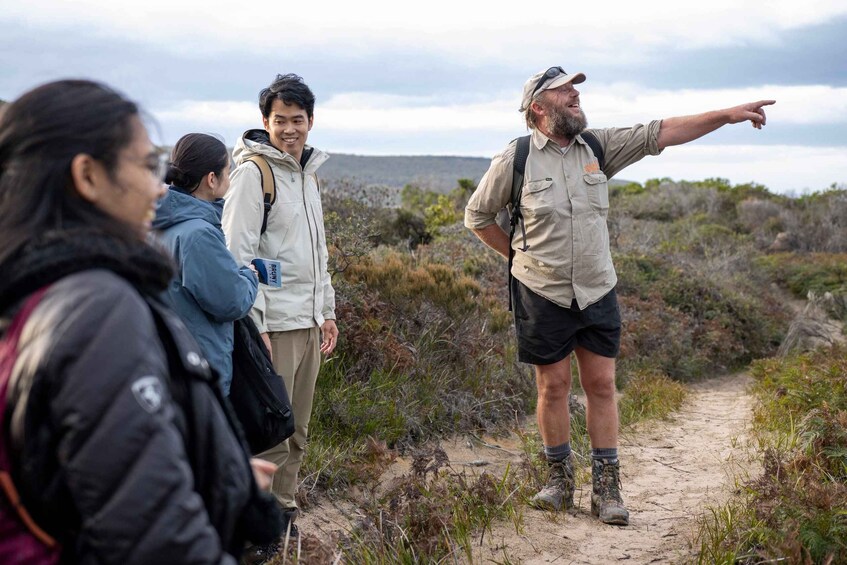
[530,66,567,99]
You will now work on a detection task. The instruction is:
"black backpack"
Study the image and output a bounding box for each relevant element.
[505,132,605,310]
[228,316,295,455]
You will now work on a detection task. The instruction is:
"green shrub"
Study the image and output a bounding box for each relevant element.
[423,193,460,233]
[609,181,646,198]
[614,254,667,299]
[756,253,847,298]
[659,220,751,257]
[619,370,688,424]
[615,253,787,380]
[344,251,483,317]
[400,184,439,214]
[750,346,847,432]
[391,208,431,248]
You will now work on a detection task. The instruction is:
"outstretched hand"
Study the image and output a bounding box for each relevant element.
[727,100,775,129]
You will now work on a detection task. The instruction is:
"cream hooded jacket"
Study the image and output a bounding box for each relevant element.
[222,130,335,333]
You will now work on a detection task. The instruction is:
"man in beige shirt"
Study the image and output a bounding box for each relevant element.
[465,66,774,525]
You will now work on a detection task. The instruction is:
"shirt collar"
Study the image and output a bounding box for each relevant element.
[531,127,591,151]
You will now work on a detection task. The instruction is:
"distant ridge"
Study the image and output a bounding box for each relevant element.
[223,148,631,194]
[319,153,492,193]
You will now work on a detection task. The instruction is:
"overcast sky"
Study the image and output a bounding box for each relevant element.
[2,0,845,194]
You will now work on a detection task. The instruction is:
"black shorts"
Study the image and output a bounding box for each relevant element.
[512,279,621,365]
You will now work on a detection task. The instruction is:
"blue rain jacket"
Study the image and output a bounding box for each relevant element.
[154,187,258,393]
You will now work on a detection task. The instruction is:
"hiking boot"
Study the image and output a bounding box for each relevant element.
[281,507,299,540]
[241,509,298,565]
[530,457,575,511]
[591,458,629,525]
[241,541,281,565]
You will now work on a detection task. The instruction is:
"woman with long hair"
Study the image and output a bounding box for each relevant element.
[0,80,281,563]
[154,133,258,394]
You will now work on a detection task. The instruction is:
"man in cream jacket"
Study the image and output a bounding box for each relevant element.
[223,73,338,537]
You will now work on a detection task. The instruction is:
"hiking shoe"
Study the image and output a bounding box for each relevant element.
[281,507,299,540]
[530,457,575,511]
[241,541,281,565]
[591,458,629,525]
[241,509,298,565]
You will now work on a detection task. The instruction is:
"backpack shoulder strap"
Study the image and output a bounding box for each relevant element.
[243,155,276,235]
[580,131,605,173]
[506,135,532,311]
[511,135,531,208]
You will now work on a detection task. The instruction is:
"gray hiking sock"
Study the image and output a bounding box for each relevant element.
[544,442,572,463]
[591,448,618,464]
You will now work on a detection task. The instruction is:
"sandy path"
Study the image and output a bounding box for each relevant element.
[472,372,755,564]
[298,372,755,564]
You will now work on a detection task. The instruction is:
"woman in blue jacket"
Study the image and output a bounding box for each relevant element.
[154,134,258,394]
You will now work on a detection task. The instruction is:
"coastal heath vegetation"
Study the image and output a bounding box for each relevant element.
[283,176,845,563]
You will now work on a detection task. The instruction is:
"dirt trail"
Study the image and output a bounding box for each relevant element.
[299,372,756,564]
[470,372,755,564]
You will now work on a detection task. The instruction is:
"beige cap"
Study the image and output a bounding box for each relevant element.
[520,67,586,111]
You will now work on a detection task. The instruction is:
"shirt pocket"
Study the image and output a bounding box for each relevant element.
[583,173,609,211]
[521,178,556,216]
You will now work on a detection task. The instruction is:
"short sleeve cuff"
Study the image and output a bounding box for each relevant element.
[464,208,498,230]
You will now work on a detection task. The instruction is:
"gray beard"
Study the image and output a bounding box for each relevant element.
[548,106,588,139]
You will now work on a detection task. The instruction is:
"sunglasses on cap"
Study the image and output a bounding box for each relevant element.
[530,66,567,99]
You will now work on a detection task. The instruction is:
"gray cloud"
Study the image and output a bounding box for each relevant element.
[1,12,844,193]
[4,15,844,106]
[602,17,847,89]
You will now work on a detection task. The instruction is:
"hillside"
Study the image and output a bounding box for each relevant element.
[319,153,491,192]
[319,152,633,193]
[220,147,631,194]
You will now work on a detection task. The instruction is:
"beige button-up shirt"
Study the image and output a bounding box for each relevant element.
[465,122,663,309]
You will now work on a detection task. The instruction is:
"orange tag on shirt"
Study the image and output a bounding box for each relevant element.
[584,161,600,174]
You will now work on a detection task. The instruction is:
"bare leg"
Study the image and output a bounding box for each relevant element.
[534,356,572,446]
[574,346,618,449]
[575,346,628,525]
[531,356,576,511]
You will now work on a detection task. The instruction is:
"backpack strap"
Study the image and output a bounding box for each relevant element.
[243,156,276,235]
[580,131,605,173]
[0,474,57,548]
[507,135,531,311]
[0,287,59,549]
[511,134,531,208]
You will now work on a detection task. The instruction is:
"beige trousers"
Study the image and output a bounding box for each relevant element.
[258,326,321,509]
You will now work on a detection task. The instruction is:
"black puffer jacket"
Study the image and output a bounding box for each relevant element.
[0,228,282,564]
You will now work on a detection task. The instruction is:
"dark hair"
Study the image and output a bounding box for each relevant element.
[164,133,229,193]
[259,73,315,119]
[0,79,140,264]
